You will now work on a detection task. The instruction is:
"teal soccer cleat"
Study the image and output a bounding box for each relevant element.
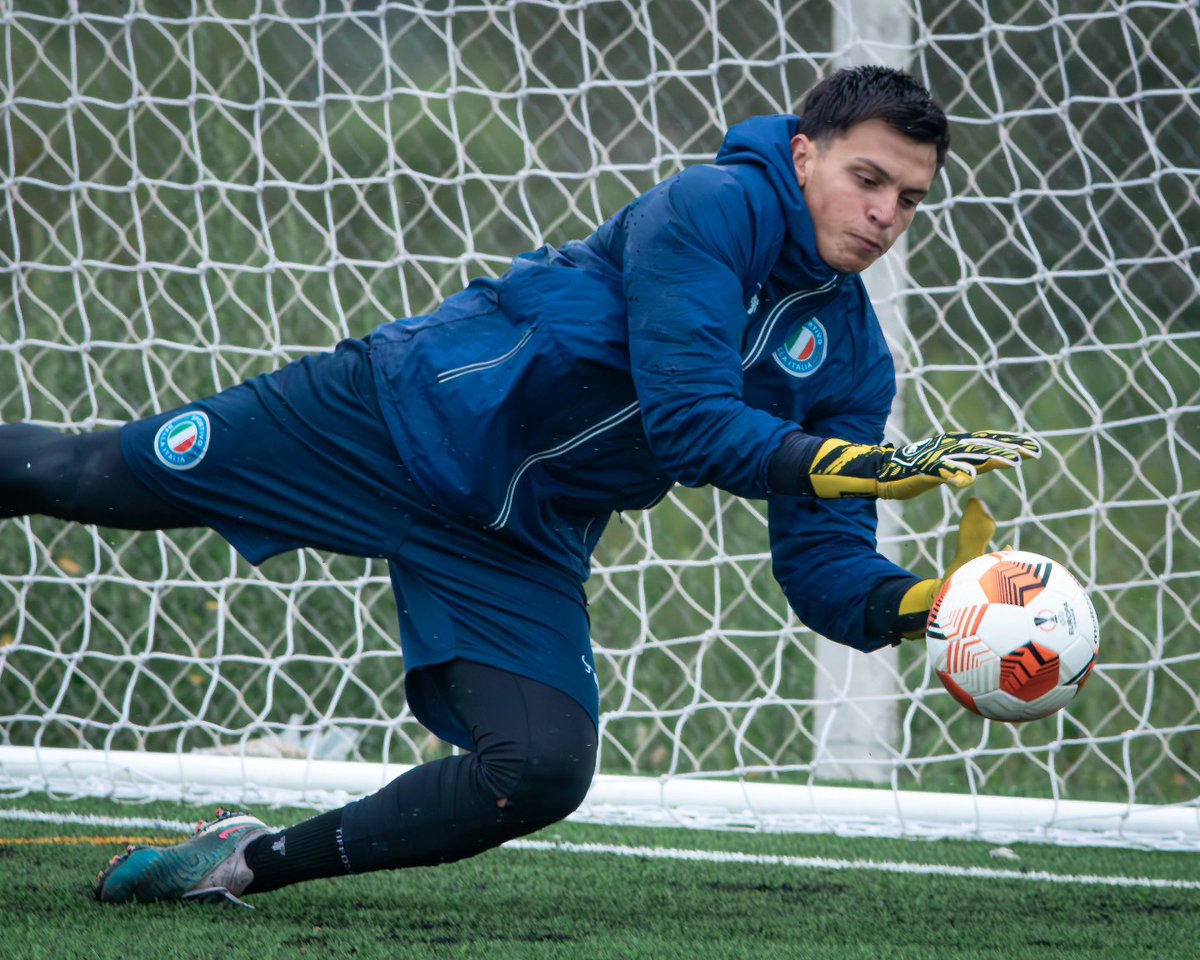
[95,808,271,908]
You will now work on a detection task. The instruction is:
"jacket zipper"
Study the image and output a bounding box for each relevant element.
[740,277,840,369]
[436,325,536,384]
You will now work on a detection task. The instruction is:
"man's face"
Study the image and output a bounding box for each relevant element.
[791,119,938,273]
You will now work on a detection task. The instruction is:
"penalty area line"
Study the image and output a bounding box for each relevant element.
[3,809,1195,891]
[505,839,1200,891]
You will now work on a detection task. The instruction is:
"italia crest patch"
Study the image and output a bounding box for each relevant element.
[154,411,210,471]
[773,317,827,378]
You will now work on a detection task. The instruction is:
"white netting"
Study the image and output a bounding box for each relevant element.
[1,1,1198,844]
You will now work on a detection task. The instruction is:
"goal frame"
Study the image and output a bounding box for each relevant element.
[2,1,1198,852]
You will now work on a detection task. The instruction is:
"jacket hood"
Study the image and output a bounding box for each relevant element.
[714,114,839,282]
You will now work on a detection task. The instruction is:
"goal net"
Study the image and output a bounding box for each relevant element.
[2,0,1198,849]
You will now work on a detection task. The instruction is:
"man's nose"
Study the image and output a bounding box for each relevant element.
[869,196,898,228]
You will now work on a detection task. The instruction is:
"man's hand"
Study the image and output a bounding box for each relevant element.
[808,430,1041,500]
[895,498,998,640]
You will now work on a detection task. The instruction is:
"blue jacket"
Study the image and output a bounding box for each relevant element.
[368,115,914,651]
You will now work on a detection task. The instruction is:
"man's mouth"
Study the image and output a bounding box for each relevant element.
[849,234,883,256]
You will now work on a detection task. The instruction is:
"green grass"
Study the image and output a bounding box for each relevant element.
[1,793,1197,959]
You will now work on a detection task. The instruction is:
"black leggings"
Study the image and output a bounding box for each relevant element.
[245,659,597,892]
[0,424,195,529]
[344,659,595,867]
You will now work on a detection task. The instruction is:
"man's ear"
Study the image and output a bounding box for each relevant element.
[791,133,814,188]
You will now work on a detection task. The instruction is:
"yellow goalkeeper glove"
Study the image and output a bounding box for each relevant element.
[895,497,998,640]
[808,430,1041,501]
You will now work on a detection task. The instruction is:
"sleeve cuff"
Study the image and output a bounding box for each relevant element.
[766,429,826,496]
[863,574,924,646]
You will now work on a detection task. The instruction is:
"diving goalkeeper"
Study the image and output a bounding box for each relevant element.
[0,66,1038,906]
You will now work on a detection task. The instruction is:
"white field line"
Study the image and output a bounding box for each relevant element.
[510,839,1200,891]
[3,807,1197,892]
[0,807,202,834]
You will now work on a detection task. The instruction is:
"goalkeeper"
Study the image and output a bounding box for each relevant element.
[0,66,1038,906]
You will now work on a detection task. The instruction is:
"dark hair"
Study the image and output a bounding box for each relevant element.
[796,66,950,170]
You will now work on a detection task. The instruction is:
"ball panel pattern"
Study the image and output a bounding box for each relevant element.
[936,670,979,714]
[978,559,1053,606]
[999,641,1060,702]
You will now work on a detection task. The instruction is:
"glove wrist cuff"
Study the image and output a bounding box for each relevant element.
[809,439,886,499]
[766,430,826,496]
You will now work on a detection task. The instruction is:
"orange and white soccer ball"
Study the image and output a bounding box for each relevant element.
[926,550,1099,722]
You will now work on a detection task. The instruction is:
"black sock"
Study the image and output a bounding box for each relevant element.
[242,808,348,894]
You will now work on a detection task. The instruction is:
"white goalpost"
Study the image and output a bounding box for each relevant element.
[2,0,1198,850]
